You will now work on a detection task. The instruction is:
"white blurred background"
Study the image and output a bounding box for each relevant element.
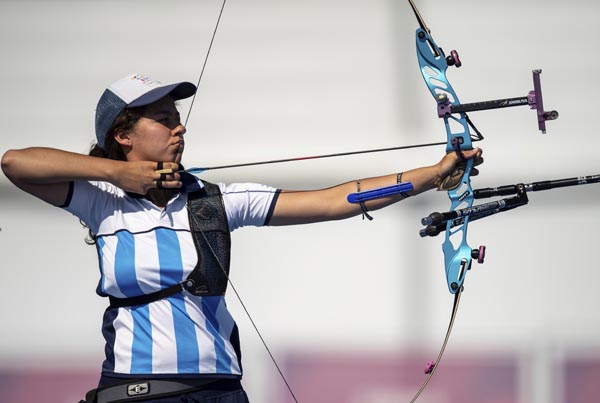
[1,1,599,402]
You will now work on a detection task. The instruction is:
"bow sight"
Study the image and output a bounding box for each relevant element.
[436,69,559,134]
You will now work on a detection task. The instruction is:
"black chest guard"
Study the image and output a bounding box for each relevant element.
[185,181,231,297]
[108,181,231,309]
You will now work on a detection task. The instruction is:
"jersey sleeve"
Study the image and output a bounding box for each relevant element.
[217,182,280,231]
[61,180,119,234]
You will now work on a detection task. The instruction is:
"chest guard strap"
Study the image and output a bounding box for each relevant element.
[108,181,231,309]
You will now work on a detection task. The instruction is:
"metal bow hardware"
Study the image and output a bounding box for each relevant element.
[406,0,559,401]
[408,0,558,295]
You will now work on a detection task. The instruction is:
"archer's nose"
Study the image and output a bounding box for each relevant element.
[174,124,186,137]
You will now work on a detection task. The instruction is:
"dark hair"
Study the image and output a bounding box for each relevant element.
[84,106,146,244]
[89,106,146,160]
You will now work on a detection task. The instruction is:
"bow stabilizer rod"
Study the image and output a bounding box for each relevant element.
[474,174,600,198]
[420,174,600,236]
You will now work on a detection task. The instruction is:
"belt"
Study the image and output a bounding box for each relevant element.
[95,378,235,403]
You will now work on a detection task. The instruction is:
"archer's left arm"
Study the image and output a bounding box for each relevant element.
[268,148,483,226]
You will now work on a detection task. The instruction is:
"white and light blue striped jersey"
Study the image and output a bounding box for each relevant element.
[63,177,278,377]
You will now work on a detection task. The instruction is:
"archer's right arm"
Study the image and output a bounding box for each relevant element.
[1,147,179,206]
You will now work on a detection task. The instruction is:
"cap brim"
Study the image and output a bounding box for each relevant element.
[128,81,197,108]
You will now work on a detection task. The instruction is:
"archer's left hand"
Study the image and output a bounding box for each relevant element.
[435,148,484,190]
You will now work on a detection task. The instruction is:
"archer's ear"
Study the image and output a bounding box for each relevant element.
[114,130,132,147]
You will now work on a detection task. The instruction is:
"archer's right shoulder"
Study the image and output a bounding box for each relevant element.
[72,180,126,198]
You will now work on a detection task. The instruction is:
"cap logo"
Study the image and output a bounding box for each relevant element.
[108,73,164,104]
[129,74,161,88]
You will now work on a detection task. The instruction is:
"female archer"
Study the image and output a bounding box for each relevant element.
[1,73,482,403]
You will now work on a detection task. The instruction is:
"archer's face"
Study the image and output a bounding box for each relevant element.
[126,96,186,164]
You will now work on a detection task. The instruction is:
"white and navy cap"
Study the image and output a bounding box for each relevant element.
[95,74,196,150]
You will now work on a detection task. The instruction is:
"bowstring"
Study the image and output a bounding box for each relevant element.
[184,0,228,127]
[184,2,299,402]
[186,205,300,403]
